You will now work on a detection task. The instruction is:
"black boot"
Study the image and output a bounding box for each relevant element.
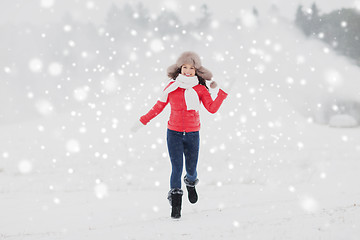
[184,176,199,204]
[167,189,183,219]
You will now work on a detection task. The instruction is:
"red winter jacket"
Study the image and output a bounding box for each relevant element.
[140,82,228,132]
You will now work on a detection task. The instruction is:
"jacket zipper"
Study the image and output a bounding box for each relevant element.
[182,110,185,135]
[182,88,186,135]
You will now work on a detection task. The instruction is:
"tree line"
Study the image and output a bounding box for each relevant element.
[295,3,360,66]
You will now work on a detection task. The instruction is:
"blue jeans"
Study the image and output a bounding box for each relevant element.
[167,129,200,189]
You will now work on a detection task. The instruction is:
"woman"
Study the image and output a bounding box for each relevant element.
[132,51,228,219]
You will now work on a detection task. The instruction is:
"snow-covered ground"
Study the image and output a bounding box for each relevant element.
[1,2,360,240]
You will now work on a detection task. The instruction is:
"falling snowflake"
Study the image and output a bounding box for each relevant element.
[150,39,164,53]
[102,75,119,93]
[296,55,306,64]
[53,198,61,204]
[86,1,95,9]
[40,0,55,8]
[288,186,296,192]
[35,99,54,116]
[94,182,109,199]
[324,69,343,87]
[66,139,81,153]
[152,206,159,212]
[48,62,63,76]
[4,66,11,73]
[240,10,257,28]
[18,160,33,174]
[63,25,72,32]
[73,86,90,102]
[2,152,9,159]
[29,58,43,73]
[233,221,240,228]
[299,195,319,213]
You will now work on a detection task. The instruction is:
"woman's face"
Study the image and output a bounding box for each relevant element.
[181,64,196,77]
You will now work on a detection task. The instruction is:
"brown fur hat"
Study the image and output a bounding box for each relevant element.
[167,51,213,80]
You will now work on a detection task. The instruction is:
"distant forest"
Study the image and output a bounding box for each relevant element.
[295,3,360,66]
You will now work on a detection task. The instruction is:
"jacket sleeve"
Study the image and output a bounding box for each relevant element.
[140,100,168,125]
[139,82,173,125]
[200,87,228,114]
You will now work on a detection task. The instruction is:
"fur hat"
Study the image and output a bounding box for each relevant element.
[167,51,213,81]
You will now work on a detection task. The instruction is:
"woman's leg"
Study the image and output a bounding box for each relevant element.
[167,129,184,189]
[183,131,200,182]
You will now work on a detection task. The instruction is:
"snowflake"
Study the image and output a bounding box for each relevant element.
[18,160,33,174]
[35,99,54,116]
[300,195,319,213]
[73,86,90,102]
[40,0,54,8]
[29,58,43,73]
[66,139,81,153]
[48,62,63,76]
[94,182,109,199]
[150,39,164,53]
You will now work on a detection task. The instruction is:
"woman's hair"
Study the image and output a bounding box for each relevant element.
[196,74,209,90]
[169,67,209,90]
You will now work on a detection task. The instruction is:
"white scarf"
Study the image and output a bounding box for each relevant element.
[160,74,200,111]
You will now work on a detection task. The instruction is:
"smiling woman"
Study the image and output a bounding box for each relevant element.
[132,51,228,219]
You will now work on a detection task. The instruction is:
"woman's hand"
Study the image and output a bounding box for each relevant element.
[131,121,144,133]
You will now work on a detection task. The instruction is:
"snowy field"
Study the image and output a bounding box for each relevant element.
[1,1,360,240]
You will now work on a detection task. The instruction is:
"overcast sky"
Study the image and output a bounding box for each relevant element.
[0,0,358,25]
